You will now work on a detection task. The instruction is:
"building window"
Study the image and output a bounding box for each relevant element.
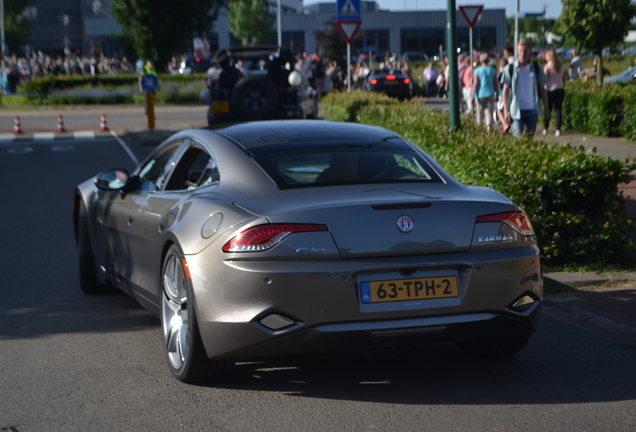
[400,28,445,57]
[458,26,498,53]
[352,29,389,57]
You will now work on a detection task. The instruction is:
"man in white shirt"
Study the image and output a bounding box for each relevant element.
[569,49,583,80]
[501,39,549,137]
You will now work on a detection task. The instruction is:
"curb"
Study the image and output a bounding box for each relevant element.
[544,271,636,288]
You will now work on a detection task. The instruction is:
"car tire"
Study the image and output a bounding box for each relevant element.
[77,200,110,294]
[231,75,278,120]
[455,334,531,358]
[161,244,234,383]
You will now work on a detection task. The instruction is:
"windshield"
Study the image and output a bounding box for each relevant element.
[254,149,443,189]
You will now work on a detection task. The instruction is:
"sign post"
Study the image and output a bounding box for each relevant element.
[447,0,460,130]
[140,73,158,130]
[459,5,483,116]
[336,0,362,93]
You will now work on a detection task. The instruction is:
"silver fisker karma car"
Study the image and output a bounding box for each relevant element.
[73,120,542,383]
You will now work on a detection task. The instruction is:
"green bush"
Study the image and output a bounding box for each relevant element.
[562,80,636,137]
[321,91,636,267]
[4,73,206,107]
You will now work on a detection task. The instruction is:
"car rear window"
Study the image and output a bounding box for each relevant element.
[254,149,443,189]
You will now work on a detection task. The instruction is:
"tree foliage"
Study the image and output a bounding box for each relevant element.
[4,0,29,55]
[112,0,224,69]
[556,0,636,88]
[228,0,275,45]
[314,19,360,67]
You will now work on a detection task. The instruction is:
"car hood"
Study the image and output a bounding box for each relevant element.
[233,184,515,258]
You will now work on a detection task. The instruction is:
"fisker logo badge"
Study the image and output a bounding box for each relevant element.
[397,215,414,232]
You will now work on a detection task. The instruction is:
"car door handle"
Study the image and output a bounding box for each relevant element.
[159,223,165,233]
[128,216,134,226]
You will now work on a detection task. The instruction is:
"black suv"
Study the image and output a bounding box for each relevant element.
[204,45,314,125]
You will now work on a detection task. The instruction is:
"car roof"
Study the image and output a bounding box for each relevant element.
[213,45,296,65]
[213,120,413,156]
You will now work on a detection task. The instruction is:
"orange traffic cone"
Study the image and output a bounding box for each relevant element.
[56,113,66,133]
[13,115,23,134]
[99,111,109,132]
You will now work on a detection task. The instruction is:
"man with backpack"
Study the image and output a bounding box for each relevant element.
[501,39,548,137]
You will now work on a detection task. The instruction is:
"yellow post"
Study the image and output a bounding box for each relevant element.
[146,91,156,130]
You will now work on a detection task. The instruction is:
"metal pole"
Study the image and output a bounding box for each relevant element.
[277,0,282,46]
[469,27,473,115]
[1,0,5,96]
[515,0,519,57]
[347,42,351,93]
[447,0,460,130]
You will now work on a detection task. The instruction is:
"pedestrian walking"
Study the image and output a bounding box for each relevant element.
[461,56,474,114]
[496,58,511,133]
[423,62,439,98]
[503,46,515,64]
[501,39,548,137]
[471,53,498,132]
[542,49,567,137]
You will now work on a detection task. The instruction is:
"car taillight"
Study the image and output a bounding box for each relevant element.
[370,79,378,85]
[476,212,534,236]
[386,75,396,80]
[404,78,411,84]
[222,224,328,252]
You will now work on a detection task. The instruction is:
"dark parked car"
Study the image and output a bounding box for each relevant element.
[179,56,213,74]
[203,45,314,125]
[74,120,542,383]
[365,68,413,100]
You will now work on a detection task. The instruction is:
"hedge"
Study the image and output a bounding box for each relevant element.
[321,91,635,267]
[1,73,206,107]
[561,80,636,138]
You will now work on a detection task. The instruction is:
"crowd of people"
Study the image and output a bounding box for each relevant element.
[1,49,144,93]
[0,50,207,94]
[418,40,585,138]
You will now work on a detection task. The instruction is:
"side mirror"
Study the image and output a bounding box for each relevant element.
[95,169,130,191]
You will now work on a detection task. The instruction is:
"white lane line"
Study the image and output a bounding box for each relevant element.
[33,132,56,140]
[74,131,96,139]
[0,133,16,141]
[110,130,139,166]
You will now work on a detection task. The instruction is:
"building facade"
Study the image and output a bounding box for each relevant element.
[22,1,506,61]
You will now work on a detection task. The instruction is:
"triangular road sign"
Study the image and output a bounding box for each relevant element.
[459,5,484,28]
[336,21,362,44]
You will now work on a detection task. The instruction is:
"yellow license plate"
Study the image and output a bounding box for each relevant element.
[210,100,230,114]
[360,276,458,304]
[385,80,398,85]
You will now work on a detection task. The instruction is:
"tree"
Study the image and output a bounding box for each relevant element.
[228,0,275,45]
[4,0,29,55]
[314,19,360,68]
[112,0,224,70]
[556,0,636,88]
[505,17,557,48]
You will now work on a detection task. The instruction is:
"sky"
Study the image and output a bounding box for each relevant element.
[306,1,564,19]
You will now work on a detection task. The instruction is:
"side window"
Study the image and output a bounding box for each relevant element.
[137,142,182,193]
[164,145,219,191]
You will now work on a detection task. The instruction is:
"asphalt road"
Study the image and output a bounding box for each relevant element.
[1,134,635,431]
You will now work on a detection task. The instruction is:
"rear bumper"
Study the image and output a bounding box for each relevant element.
[187,245,542,360]
[200,304,541,359]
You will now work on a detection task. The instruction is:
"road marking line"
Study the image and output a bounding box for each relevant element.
[33,132,55,140]
[74,131,96,139]
[110,130,138,166]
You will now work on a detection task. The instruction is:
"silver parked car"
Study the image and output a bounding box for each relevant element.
[73,120,542,383]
